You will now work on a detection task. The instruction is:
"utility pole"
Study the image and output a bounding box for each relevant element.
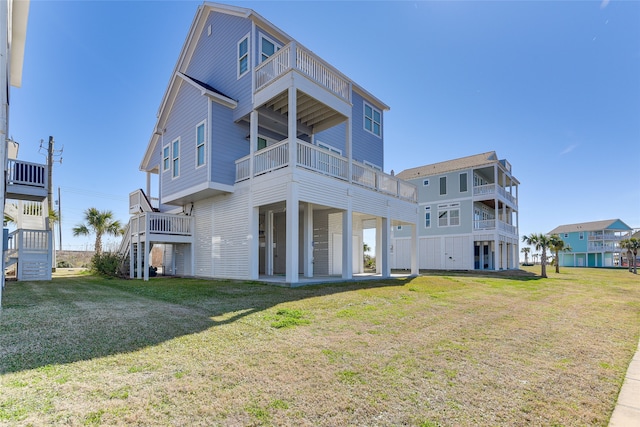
[39,136,63,270]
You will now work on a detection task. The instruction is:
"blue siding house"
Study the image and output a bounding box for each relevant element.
[123,2,418,284]
[548,219,633,267]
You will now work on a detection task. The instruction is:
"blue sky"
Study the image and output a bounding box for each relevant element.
[9,0,640,254]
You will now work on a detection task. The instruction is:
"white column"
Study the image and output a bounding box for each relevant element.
[146,172,151,197]
[266,210,274,276]
[411,220,419,276]
[249,109,258,178]
[285,182,299,283]
[303,202,313,278]
[381,216,391,278]
[346,117,352,183]
[375,217,382,274]
[248,204,259,280]
[136,231,142,280]
[143,242,149,281]
[288,87,297,167]
[342,205,353,280]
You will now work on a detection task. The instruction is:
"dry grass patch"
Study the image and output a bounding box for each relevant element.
[1,267,639,426]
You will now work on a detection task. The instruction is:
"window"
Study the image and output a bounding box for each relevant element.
[440,176,447,195]
[425,206,431,228]
[237,34,249,78]
[163,145,170,172]
[423,179,430,187]
[579,232,584,240]
[564,233,568,238]
[172,139,180,178]
[363,160,382,171]
[260,33,281,62]
[460,172,468,192]
[317,141,342,155]
[364,102,381,137]
[438,203,460,227]
[196,122,205,167]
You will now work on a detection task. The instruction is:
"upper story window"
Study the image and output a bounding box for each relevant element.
[237,34,250,78]
[163,145,170,173]
[260,33,281,63]
[579,232,584,240]
[172,138,180,178]
[425,206,431,228]
[460,172,468,192]
[439,176,447,195]
[364,102,381,137]
[196,122,206,167]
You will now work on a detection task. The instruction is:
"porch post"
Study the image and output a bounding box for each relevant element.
[411,219,419,276]
[129,238,134,278]
[303,202,313,278]
[346,117,352,183]
[248,204,259,280]
[288,87,297,167]
[136,228,142,280]
[250,109,258,178]
[146,172,151,197]
[375,217,382,274]
[266,210,274,276]
[342,203,353,280]
[381,216,391,278]
[285,182,299,284]
[143,242,149,281]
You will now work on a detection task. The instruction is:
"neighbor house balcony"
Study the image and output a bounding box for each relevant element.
[588,233,629,242]
[6,159,48,201]
[473,219,517,236]
[473,183,517,206]
[588,244,620,252]
[235,138,417,202]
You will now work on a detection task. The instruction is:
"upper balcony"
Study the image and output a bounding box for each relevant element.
[255,42,351,104]
[473,183,517,206]
[235,138,417,203]
[473,219,518,236]
[6,159,48,201]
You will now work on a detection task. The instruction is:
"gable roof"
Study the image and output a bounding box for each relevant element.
[397,151,501,181]
[548,219,632,235]
[140,1,389,171]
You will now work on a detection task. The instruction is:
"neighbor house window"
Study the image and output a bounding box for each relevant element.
[237,34,249,78]
[364,102,381,137]
[425,206,431,228]
[172,138,180,178]
[163,145,170,172]
[460,172,468,192]
[260,33,281,62]
[438,203,460,227]
[579,232,584,240]
[439,176,447,195]
[423,179,430,187]
[196,122,205,167]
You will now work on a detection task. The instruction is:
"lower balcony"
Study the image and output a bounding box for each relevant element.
[235,138,417,202]
[127,212,194,244]
[474,219,517,236]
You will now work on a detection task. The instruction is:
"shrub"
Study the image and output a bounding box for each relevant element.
[57,260,72,268]
[91,252,122,277]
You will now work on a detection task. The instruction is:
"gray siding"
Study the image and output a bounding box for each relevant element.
[211,102,249,185]
[351,91,384,169]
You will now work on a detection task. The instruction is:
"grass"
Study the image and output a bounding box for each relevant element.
[0,267,639,426]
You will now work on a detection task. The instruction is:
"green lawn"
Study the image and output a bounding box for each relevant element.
[1,267,639,426]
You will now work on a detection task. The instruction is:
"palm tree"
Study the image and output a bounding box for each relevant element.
[521,247,530,265]
[522,233,553,278]
[620,238,640,274]
[72,208,123,255]
[548,234,572,274]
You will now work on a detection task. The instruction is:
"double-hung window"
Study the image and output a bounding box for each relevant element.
[163,145,170,172]
[260,33,281,62]
[237,34,249,78]
[364,102,381,137]
[172,139,180,178]
[196,122,205,167]
[439,176,447,195]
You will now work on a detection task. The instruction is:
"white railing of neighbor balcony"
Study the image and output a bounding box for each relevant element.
[7,159,47,188]
[255,42,351,102]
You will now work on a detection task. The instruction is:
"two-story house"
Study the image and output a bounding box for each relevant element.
[548,219,632,267]
[2,0,52,289]
[122,2,419,284]
[390,151,519,271]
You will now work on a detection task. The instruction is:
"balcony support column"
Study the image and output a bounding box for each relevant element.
[346,117,352,183]
[250,109,258,178]
[287,87,297,168]
[248,202,259,280]
[303,202,313,278]
[266,210,274,276]
[285,182,299,284]
[411,216,419,276]
[342,202,353,280]
[375,217,382,275]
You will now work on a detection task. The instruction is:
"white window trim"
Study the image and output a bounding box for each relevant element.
[259,32,282,63]
[172,138,180,179]
[363,160,382,171]
[237,33,250,79]
[437,203,460,227]
[316,140,342,155]
[162,145,170,173]
[363,101,382,138]
[195,121,206,169]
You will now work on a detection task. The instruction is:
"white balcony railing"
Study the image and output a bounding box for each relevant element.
[474,219,517,235]
[588,244,620,252]
[473,183,517,205]
[235,139,417,202]
[7,159,47,188]
[129,212,194,238]
[255,42,350,102]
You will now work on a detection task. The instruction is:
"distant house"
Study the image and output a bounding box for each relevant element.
[548,219,632,267]
[120,2,419,284]
[391,151,520,271]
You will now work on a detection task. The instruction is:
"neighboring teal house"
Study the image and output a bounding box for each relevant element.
[548,219,633,267]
